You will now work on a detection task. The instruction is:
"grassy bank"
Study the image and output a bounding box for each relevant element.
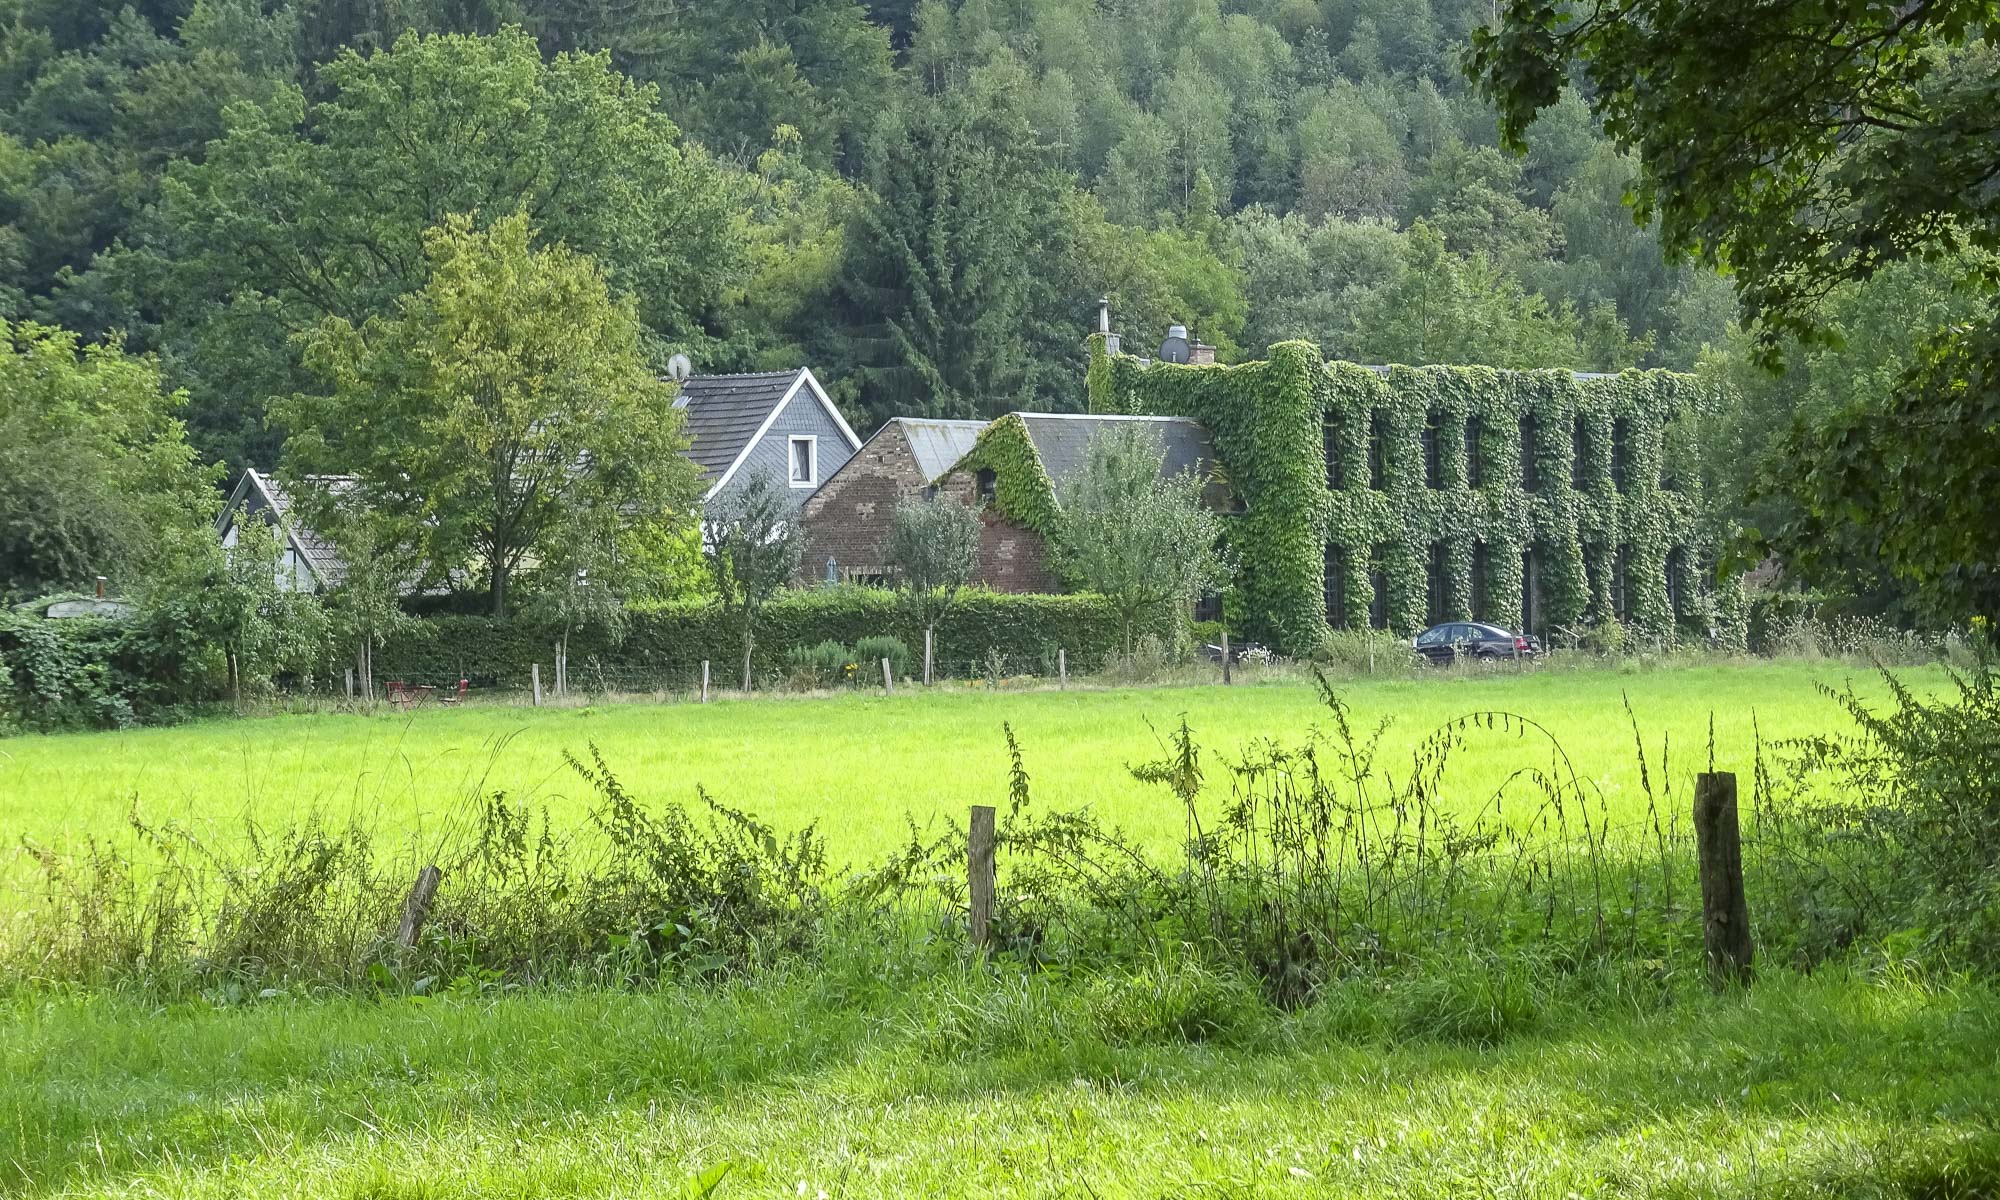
[0,660,1937,865]
[4,960,1997,1198]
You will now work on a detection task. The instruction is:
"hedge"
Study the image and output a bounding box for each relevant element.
[376,587,1135,688]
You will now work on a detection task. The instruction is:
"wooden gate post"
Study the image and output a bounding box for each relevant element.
[397,864,444,950]
[531,663,543,707]
[1058,648,1067,690]
[1694,771,1754,986]
[968,804,996,952]
[700,660,710,704]
[881,657,895,695]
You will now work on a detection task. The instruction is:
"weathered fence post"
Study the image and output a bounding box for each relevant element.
[968,804,996,952]
[881,657,895,695]
[1058,648,1068,690]
[397,864,443,950]
[700,660,710,704]
[1221,629,1232,685]
[1694,771,1754,986]
[924,627,935,686]
[531,663,543,707]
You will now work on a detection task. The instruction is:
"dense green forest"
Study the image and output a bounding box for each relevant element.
[2,0,1737,474]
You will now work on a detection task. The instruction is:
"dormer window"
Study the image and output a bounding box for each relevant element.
[789,435,817,488]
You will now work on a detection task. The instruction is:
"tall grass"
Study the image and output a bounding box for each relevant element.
[8,664,1991,1002]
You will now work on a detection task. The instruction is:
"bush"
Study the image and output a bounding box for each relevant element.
[783,640,853,689]
[378,587,1134,687]
[0,607,208,732]
[852,635,911,680]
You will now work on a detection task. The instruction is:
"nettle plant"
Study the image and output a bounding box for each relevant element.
[1088,337,1745,653]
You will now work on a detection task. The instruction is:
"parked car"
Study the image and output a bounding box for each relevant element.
[1412,622,1541,664]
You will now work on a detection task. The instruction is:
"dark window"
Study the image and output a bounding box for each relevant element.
[1471,540,1490,621]
[1571,415,1589,490]
[1611,418,1631,493]
[1323,415,1344,490]
[1368,544,1390,629]
[976,468,996,503]
[1425,541,1448,624]
[1520,413,1540,492]
[1666,546,1687,618]
[1422,410,1442,489]
[1521,546,1542,636]
[1465,416,1483,489]
[1612,543,1632,621]
[1323,544,1347,626]
[1368,409,1386,490]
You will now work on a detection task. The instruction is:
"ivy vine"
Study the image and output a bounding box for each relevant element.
[1087,334,1744,653]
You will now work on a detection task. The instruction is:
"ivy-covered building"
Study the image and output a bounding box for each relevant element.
[1076,336,1743,654]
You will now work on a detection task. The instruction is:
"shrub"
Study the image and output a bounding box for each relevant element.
[783,640,853,689]
[852,635,911,680]
[377,587,1135,687]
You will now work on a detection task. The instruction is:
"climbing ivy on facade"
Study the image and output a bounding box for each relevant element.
[1087,336,1745,654]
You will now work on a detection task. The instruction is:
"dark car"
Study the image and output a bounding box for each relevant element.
[1412,621,1541,664]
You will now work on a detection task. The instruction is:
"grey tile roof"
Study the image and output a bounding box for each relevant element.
[891,417,989,482]
[1014,413,1219,488]
[674,370,803,478]
[1358,364,1617,381]
[223,469,353,587]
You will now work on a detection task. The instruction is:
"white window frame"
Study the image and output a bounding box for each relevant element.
[788,435,818,488]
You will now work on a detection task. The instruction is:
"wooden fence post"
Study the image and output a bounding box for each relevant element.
[1221,629,1232,685]
[397,864,443,950]
[531,663,543,707]
[923,627,935,687]
[700,660,710,704]
[1058,648,1067,690]
[881,657,895,695]
[968,804,996,952]
[1694,771,1754,986]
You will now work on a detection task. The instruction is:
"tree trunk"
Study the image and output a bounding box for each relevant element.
[488,559,509,618]
[229,649,240,708]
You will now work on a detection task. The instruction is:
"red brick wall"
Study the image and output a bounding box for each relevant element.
[932,473,1061,593]
[798,422,927,583]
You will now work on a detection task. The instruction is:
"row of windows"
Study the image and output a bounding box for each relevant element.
[1324,411,1669,494]
[1323,542,1694,632]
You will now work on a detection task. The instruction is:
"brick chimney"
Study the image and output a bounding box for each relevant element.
[1096,296,1121,356]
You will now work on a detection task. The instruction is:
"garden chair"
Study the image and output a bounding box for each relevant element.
[437,679,470,706]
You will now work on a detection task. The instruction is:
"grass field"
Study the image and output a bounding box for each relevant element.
[0,660,1935,867]
[5,961,1998,1198]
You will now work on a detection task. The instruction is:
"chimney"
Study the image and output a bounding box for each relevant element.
[95,575,106,598]
[1190,336,1216,366]
[1096,296,1121,356]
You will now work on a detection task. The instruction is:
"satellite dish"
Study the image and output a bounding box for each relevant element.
[1159,323,1191,365]
[666,352,694,383]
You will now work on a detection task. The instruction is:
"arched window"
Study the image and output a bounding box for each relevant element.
[1425,541,1448,624]
[1520,413,1540,492]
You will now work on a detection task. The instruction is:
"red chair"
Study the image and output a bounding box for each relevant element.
[438,678,470,706]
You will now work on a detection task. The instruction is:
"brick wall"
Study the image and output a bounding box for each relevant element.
[798,422,927,584]
[933,473,1061,593]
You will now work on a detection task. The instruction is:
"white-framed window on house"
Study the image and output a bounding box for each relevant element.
[788,435,818,488]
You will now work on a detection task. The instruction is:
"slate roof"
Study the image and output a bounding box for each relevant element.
[217,469,353,588]
[1014,413,1216,487]
[891,417,989,483]
[673,370,807,478]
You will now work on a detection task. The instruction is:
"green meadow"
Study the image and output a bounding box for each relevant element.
[0,660,1926,866]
